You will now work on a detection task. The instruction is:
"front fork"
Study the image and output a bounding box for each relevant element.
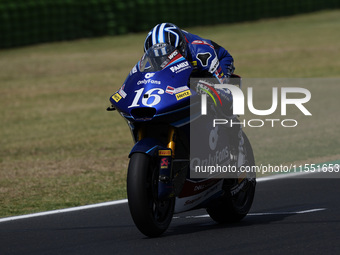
[135,125,176,156]
[158,126,176,200]
[167,126,176,156]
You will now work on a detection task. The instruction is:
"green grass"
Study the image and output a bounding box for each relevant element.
[1,10,340,217]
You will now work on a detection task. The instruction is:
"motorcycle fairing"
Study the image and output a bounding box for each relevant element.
[174,179,224,213]
[129,137,167,157]
[109,53,196,122]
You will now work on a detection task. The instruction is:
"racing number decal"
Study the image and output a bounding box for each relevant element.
[128,88,164,108]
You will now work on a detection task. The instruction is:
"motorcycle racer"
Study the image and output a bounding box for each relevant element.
[144,23,238,113]
[144,23,243,161]
[144,23,235,82]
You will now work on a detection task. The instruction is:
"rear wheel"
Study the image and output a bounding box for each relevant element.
[206,132,256,223]
[127,153,175,237]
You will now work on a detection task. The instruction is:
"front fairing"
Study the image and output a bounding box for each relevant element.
[110,45,198,124]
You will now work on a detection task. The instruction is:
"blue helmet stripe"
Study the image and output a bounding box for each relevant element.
[164,25,179,47]
[158,23,166,43]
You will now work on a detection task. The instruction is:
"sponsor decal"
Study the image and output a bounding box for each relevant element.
[112,93,122,102]
[118,84,127,98]
[165,86,175,95]
[161,157,169,169]
[162,50,186,69]
[175,89,192,100]
[128,88,164,108]
[214,69,226,84]
[174,85,190,94]
[193,181,215,192]
[168,50,179,60]
[145,73,155,79]
[137,79,161,85]
[152,42,168,50]
[165,85,190,95]
[174,180,223,212]
[209,56,219,73]
[159,150,172,156]
[183,181,222,206]
[170,61,190,73]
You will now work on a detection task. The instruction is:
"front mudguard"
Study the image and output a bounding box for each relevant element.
[129,137,165,158]
[129,138,173,200]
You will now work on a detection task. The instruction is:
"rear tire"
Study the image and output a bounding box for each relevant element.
[207,132,256,223]
[127,153,175,237]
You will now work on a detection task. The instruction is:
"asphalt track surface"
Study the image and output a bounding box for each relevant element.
[1,173,340,255]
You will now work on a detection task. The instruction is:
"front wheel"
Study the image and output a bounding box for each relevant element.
[127,153,175,237]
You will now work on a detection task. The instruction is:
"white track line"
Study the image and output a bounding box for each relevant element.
[248,208,327,216]
[173,208,327,219]
[0,199,127,223]
[0,169,331,223]
[256,170,316,182]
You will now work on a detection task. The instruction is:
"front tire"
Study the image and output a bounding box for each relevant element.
[127,153,175,237]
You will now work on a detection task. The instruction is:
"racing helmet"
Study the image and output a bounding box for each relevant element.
[144,23,187,57]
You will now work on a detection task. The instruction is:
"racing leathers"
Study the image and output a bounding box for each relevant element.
[183,30,236,116]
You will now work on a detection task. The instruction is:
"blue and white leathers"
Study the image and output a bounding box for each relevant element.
[183,31,235,81]
[183,31,235,113]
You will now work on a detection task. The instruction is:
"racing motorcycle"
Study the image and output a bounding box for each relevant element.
[107,43,256,237]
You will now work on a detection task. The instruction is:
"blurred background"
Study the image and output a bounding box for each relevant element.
[1,0,339,49]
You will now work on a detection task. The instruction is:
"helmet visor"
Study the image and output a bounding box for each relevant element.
[139,43,178,72]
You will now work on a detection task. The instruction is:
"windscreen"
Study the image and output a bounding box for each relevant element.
[139,43,179,72]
